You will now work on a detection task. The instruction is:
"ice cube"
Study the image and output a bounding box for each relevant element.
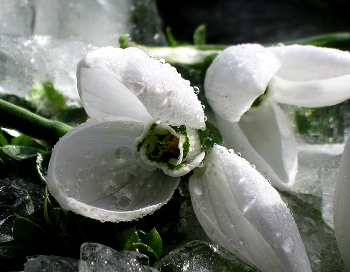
[79,242,158,272]
[153,240,257,271]
[291,141,344,197]
[0,0,35,37]
[33,0,131,47]
[24,255,79,272]
[0,35,97,101]
[319,154,342,229]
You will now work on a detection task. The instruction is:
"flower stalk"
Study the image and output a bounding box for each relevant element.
[0,98,72,148]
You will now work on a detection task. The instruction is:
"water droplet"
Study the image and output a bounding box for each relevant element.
[228,149,233,153]
[155,119,161,124]
[204,116,208,121]
[236,152,242,157]
[251,165,256,169]
[115,146,132,159]
[117,196,131,208]
[149,55,155,59]
[159,58,165,64]
[193,86,200,94]
[201,105,205,109]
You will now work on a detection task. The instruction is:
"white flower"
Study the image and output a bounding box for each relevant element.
[204,44,350,190]
[47,46,311,271]
[47,46,206,222]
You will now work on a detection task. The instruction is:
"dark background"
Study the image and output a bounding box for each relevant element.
[156,0,350,45]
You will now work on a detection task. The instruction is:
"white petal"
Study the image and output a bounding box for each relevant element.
[334,139,350,270]
[189,145,311,272]
[268,74,350,107]
[47,117,180,222]
[204,44,280,122]
[216,101,298,191]
[267,44,350,107]
[268,44,350,81]
[77,66,152,122]
[78,47,205,129]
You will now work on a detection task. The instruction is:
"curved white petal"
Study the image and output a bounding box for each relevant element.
[78,47,205,129]
[47,117,180,222]
[204,44,280,122]
[216,101,297,191]
[268,44,350,81]
[334,138,350,270]
[77,66,152,122]
[189,145,311,272]
[267,44,350,107]
[268,74,350,107]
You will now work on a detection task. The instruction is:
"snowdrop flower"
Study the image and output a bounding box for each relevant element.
[205,44,350,190]
[47,46,311,271]
[47,46,206,222]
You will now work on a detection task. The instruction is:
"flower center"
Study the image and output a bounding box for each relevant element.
[147,132,181,162]
[133,121,205,177]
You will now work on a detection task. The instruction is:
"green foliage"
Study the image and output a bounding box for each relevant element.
[118,227,162,263]
[193,24,207,46]
[26,81,67,118]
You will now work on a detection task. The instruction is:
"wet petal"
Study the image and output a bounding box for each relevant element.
[334,138,350,270]
[189,145,311,272]
[204,44,280,122]
[77,66,152,122]
[268,44,350,81]
[47,117,180,222]
[216,101,297,191]
[78,47,205,129]
[268,74,350,107]
[267,44,350,107]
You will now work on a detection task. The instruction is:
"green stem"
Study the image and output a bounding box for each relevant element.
[0,98,73,148]
[120,32,350,71]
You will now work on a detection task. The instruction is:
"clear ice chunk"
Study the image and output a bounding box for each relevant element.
[24,255,79,272]
[0,0,35,36]
[79,243,158,272]
[33,0,131,47]
[319,154,342,229]
[0,35,97,101]
[153,240,258,272]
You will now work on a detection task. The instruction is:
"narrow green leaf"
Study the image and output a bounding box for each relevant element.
[193,24,207,46]
[118,227,140,250]
[51,234,72,257]
[1,145,39,161]
[141,228,162,258]
[13,217,48,255]
[0,133,8,147]
[43,188,56,232]
[10,135,46,150]
[166,27,178,46]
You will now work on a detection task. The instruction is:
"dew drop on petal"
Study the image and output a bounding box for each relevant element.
[193,86,200,94]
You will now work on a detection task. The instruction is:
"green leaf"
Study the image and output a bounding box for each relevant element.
[165,27,178,46]
[141,228,162,258]
[118,227,140,250]
[193,24,207,45]
[13,217,48,255]
[26,81,67,118]
[0,133,8,147]
[0,246,26,269]
[50,107,88,127]
[1,145,40,161]
[51,234,72,257]
[128,242,159,262]
[11,135,46,150]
